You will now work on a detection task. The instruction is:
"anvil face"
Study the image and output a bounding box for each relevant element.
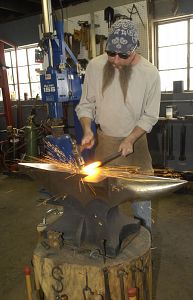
[19,162,187,207]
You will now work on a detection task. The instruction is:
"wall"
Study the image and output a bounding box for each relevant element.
[0,0,142,46]
[154,0,193,20]
[61,0,142,18]
[66,1,148,60]
[0,0,192,50]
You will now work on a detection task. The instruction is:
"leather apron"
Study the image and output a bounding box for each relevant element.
[94,129,153,229]
[95,128,153,174]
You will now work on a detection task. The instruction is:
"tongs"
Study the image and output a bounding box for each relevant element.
[100,151,121,166]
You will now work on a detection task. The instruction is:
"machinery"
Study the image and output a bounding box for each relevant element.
[39,13,82,117]
[0,0,94,171]
[38,0,87,164]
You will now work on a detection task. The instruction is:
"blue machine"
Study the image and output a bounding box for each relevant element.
[40,20,82,119]
[39,0,95,164]
[45,134,73,161]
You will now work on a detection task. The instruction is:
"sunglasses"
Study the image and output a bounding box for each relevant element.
[105,44,138,60]
[105,51,131,59]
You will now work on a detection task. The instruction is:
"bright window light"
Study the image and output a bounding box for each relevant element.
[190,69,193,90]
[4,44,42,100]
[158,45,187,70]
[158,21,187,47]
[190,19,193,42]
[159,69,187,92]
[157,19,193,91]
[17,49,27,66]
[190,44,193,67]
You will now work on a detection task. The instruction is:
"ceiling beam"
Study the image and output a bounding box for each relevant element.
[27,0,41,3]
[0,0,40,14]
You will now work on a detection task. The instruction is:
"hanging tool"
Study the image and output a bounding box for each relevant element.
[94,295,103,300]
[103,268,112,300]
[55,295,68,300]
[161,124,167,168]
[71,138,85,168]
[131,266,137,289]
[104,7,114,28]
[117,269,127,300]
[82,272,103,299]
[83,272,94,300]
[179,124,186,161]
[141,258,149,300]
[127,4,145,28]
[128,265,138,300]
[52,266,64,295]
[172,0,180,16]
[167,124,175,160]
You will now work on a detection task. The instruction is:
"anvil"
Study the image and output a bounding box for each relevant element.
[19,162,187,256]
[19,162,186,206]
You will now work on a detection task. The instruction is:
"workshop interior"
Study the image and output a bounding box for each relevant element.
[0,0,193,299]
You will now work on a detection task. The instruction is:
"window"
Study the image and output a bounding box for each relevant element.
[156,19,193,92]
[5,44,42,100]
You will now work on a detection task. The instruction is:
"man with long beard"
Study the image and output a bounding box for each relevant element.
[75,18,161,229]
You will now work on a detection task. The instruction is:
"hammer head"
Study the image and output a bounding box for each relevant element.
[70,138,85,169]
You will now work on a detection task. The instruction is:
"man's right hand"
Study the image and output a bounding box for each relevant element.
[81,129,95,150]
[79,117,95,150]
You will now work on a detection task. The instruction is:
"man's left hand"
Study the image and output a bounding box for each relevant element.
[118,126,146,156]
[118,137,134,156]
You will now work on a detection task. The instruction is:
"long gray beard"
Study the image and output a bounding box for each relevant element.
[102,61,133,102]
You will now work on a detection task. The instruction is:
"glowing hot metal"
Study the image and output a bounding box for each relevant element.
[82,161,101,175]
[19,161,187,203]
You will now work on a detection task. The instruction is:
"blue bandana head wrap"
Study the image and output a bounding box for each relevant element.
[106,19,139,53]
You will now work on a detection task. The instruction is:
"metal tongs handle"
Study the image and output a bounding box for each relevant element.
[101,152,121,166]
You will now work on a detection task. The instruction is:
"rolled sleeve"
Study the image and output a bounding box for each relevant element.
[75,62,96,121]
[137,71,161,133]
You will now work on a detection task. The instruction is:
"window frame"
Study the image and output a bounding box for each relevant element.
[4,43,42,100]
[155,17,193,92]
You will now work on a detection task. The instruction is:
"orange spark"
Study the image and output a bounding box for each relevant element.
[81,161,102,175]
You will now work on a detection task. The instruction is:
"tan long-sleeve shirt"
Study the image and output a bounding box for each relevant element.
[76,54,161,138]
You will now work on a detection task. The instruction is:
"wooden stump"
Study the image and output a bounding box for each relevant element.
[33,227,152,300]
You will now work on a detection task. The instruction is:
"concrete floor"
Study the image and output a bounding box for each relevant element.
[0,173,193,299]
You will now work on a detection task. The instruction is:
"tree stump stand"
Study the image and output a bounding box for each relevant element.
[33,226,152,300]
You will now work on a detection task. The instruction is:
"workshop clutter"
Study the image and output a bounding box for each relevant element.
[63,21,107,60]
[33,227,152,300]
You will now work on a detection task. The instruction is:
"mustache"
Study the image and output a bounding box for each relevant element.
[102,61,133,102]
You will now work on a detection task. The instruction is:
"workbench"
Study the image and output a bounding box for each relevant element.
[148,117,193,172]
